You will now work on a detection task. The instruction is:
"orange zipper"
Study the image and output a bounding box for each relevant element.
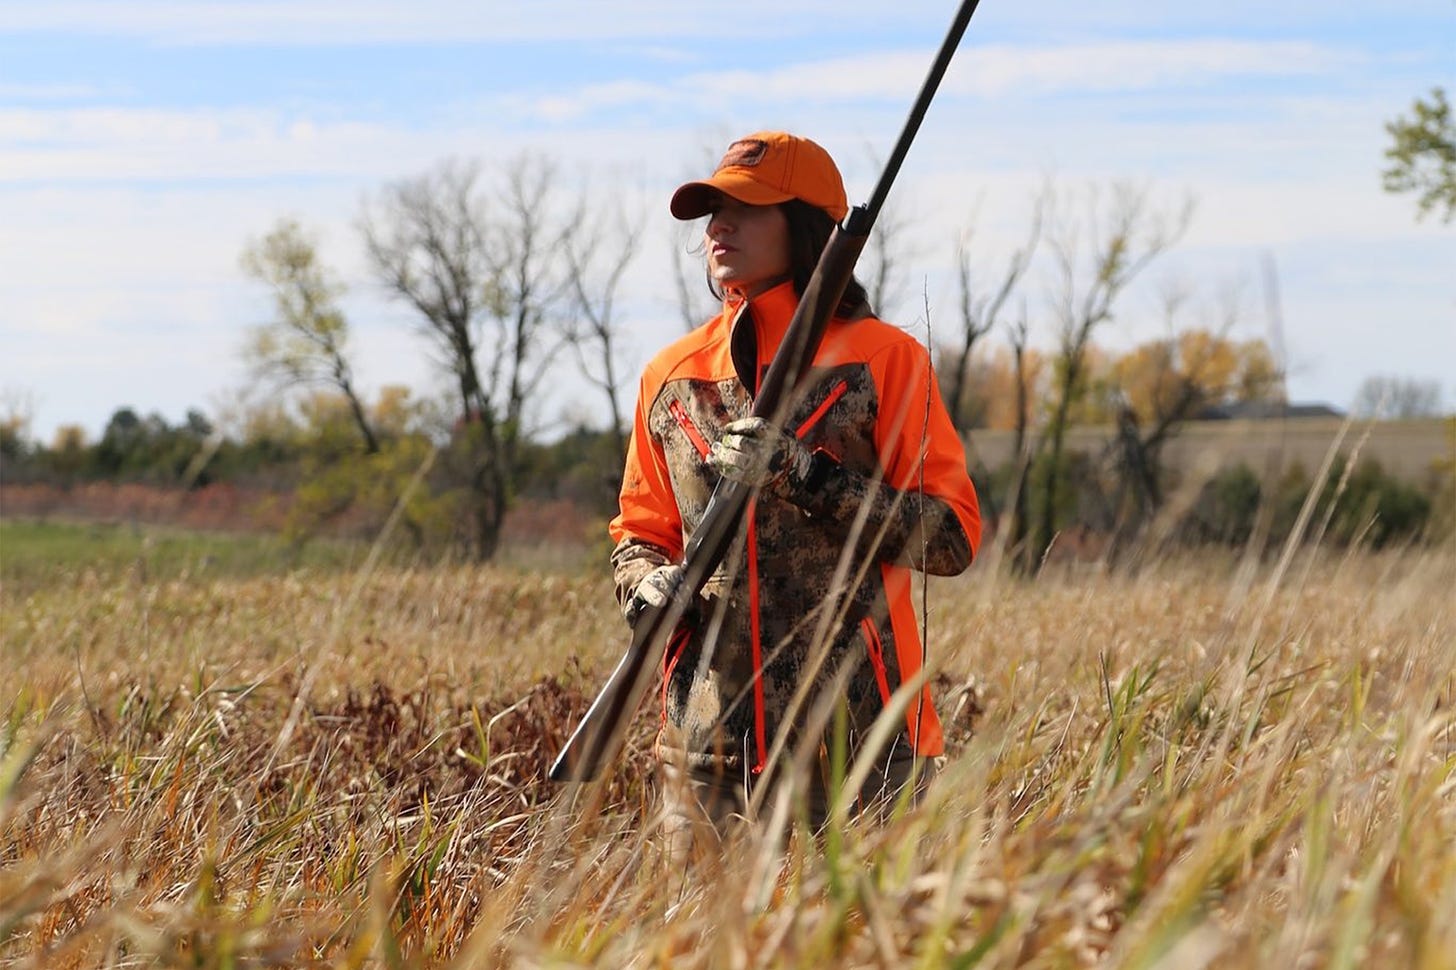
[668,399,711,459]
[861,617,893,707]
[794,379,848,438]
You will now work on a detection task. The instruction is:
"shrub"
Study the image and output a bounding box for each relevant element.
[1320,456,1432,547]
[1185,464,1263,544]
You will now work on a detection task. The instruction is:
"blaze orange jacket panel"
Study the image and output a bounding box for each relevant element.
[611,281,981,768]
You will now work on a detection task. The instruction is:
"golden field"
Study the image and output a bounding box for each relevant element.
[2,527,1454,968]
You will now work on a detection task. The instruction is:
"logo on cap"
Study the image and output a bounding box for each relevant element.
[719,139,769,169]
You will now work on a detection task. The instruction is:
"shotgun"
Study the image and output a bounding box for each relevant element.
[548,0,985,782]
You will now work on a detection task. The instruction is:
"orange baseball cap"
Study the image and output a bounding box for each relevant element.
[670,131,849,222]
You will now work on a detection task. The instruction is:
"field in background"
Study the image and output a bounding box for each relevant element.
[0,520,370,598]
[2,521,1454,968]
[0,488,611,581]
[969,416,1454,480]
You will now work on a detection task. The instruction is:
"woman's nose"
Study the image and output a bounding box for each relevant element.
[706,211,733,237]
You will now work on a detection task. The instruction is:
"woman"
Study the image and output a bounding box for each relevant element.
[611,131,981,842]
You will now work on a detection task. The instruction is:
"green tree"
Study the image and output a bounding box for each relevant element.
[241,218,379,454]
[91,407,213,483]
[1382,86,1456,223]
[562,192,644,471]
[284,427,451,554]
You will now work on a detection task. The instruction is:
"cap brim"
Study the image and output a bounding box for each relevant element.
[669,173,795,220]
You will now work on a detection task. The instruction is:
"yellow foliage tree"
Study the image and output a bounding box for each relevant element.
[370,384,436,438]
[1112,330,1282,428]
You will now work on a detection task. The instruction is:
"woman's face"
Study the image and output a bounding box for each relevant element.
[704,195,791,298]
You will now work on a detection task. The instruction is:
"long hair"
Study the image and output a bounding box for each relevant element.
[705,199,873,318]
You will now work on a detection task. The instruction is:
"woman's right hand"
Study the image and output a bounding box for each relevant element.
[624,563,685,626]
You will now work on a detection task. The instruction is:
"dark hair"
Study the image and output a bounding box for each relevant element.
[704,199,872,318]
[781,199,872,317]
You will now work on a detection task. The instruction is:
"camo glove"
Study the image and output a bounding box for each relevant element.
[624,562,685,627]
[708,417,813,492]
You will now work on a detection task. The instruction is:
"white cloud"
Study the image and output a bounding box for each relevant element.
[952,39,1350,96]
[502,39,1355,120]
[0,82,124,100]
[0,107,435,181]
[1,300,244,440]
[4,0,1449,45]
[522,81,677,124]
[0,0,927,45]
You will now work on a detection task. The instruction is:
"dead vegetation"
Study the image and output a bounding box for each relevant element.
[3,546,1454,967]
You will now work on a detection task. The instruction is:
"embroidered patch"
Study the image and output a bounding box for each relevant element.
[719,138,768,169]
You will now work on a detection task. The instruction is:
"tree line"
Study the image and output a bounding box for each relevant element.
[2,151,1450,566]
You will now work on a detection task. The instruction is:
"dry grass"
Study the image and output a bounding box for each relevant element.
[3,541,1454,968]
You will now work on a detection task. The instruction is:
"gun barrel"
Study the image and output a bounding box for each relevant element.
[547,0,984,784]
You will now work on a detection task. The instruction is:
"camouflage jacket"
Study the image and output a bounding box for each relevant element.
[610,281,981,772]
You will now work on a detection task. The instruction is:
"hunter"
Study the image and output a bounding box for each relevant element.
[611,131,982,847]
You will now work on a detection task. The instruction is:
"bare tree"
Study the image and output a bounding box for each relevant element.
[491,156,573,443]
[841,139,920,322]
[361,155,569,561]
[1003,306,1036,570]
[240,219,378,453]
[1352,375,1445,419]
[563,191,646,468]
[1031,182,1192,569]
[943,195,1043,430]
[860,198,919,321]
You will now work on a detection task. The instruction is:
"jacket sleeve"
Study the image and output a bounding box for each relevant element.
[608,370,684,610]
[783,338,981,576]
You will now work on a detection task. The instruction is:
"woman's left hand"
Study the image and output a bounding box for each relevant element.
[707,417,812,490]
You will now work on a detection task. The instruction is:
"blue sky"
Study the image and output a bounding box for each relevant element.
[1,0,1452,443]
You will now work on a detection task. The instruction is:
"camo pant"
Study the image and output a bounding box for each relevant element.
[655,743,939,862]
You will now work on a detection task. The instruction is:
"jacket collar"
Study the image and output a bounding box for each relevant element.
[722,280,799,361]
[721,281,799,395]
